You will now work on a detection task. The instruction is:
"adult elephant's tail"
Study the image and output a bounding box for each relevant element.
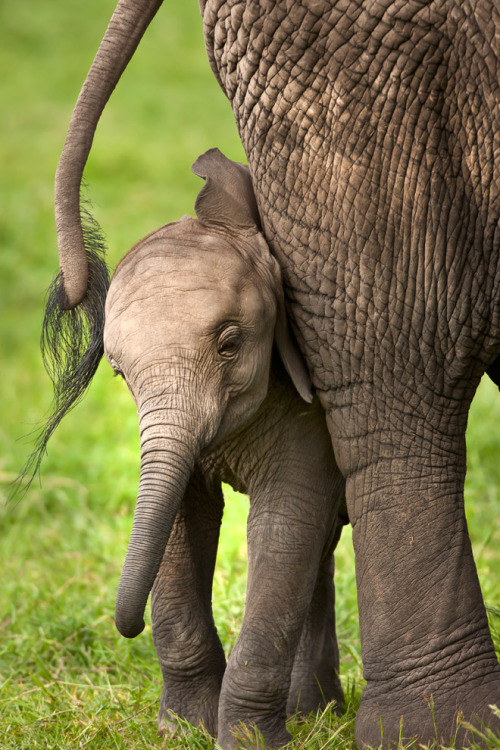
[56,0,164,309]
[19,1,164,489]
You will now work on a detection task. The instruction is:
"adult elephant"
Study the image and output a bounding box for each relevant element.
[42,0,500,747]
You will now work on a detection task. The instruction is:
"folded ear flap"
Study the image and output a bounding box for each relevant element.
[270,257,314,404]
[191,148,262,232]
[275,298,314,403]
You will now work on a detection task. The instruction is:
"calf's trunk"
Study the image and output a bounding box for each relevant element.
[115,405,201,639]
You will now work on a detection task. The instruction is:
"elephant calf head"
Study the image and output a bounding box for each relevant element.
[103,148,312,638]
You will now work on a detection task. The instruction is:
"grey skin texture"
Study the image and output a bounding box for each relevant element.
[45,0,500,748]
[104,150,346,744]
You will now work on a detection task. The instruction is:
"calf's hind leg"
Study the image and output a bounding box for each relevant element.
[287,513,346,717]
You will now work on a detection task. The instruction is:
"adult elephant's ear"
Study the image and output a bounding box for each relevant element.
[191,148,262,231]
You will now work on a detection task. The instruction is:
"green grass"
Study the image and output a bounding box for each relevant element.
[0,1,499,748]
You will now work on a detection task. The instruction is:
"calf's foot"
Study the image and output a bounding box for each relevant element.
[217,654,292,749]
[157,668,223,736]
[217,717,291,750]
[287,548,344,717]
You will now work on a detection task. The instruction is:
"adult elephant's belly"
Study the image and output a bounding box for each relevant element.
[227,20,408,402]
[237,77,498,416]
[242,105,399,409]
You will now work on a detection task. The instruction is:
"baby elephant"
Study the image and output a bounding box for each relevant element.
[104,148,346,749]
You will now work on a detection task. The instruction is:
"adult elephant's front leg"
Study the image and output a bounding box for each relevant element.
[217,486,336,749]
[151,466,226,736]
[328,400,500,749]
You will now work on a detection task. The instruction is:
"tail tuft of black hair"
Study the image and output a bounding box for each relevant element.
[12,209,110,499]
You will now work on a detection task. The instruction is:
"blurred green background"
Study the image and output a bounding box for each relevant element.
[0,1,498,748]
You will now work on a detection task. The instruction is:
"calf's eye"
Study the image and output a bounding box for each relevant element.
[217,330,241,359]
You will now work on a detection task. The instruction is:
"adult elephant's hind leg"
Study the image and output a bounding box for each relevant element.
[327,397,500,749]
[151,466,226,736]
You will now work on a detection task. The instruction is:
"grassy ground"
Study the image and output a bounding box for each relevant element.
[0,2,499,748]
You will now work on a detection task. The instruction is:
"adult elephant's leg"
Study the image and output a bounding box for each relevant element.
[287,515,346,717]
[217,480,337,749]
[327,397,500,749]
[151,466,225,736]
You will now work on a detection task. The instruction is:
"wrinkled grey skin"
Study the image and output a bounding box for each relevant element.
[104,149,346,743]
[48,0,500,748]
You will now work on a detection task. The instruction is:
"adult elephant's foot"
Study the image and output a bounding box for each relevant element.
[355,668,500,748]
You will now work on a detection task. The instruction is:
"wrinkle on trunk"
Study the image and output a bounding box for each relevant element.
[115,408,201,639]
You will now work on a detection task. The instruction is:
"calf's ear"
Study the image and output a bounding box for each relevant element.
[265,245,313,404]
[274,288,314,404]
[192,148,261,231]
[193,148,313,403]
